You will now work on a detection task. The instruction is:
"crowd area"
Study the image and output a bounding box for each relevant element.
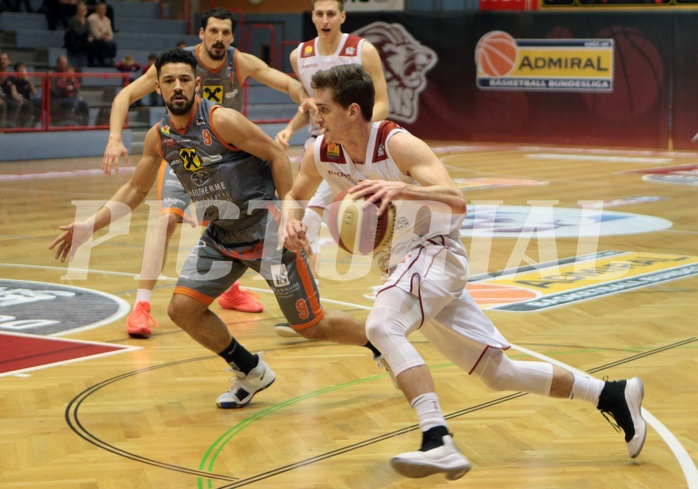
[3,0,118,67]
[0,49,164,129]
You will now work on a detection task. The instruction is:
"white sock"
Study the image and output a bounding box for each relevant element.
[569,373,605,405]
[411,393,447,432]
[135,289,152,304]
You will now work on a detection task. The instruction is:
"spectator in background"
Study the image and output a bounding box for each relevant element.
[64,1,94,67]
[2,62,41,127]
[50,55,89,126]
[176,40,187,49]
[0,51,20,127]
[0,51,10,85]
[10,0,34,12]
[40,0,77,31]
[139,53,162,106]
[85,0,116,32]
[115,54,141,84]
[87,1,116,67]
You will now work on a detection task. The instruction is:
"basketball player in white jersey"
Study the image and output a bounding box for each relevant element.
[274,0,389,337]
[100,9,308,338]
[281,64,646,480]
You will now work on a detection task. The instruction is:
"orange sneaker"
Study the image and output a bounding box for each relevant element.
[217,283,264,313]
[126,301,158,338]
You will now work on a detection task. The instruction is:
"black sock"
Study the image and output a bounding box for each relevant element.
[420,425,449,451]
[218,337,258,374]
[364,341,381,357]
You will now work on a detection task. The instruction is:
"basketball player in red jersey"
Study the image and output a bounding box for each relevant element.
[274,0,389,337]
[281,64,646,480]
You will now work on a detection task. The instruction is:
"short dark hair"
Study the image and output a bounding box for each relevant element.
[14,61,26,71]
[312,0,345,11]
[311,64,374,122]
[155,48,197,76]
[201,8,235,32]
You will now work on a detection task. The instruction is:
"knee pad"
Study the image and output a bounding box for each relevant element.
[366,288,426,377]
[302,207,322,255]
[473,348,553,396]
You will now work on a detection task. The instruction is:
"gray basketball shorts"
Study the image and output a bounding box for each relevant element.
[173,233,324,329]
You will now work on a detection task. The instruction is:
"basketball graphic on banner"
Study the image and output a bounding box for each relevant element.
[581,25,664,121]
[475,31,518,77]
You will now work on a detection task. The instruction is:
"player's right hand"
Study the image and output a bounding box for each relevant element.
[275,128,293,148]
[102,136,129,175]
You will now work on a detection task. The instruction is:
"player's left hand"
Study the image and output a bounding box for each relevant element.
[349,179,407,216]
[280,219,311,255]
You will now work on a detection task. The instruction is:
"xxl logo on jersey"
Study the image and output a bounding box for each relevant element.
[353,22,437,124]
[202,85,224,103]
[180,148,202,171]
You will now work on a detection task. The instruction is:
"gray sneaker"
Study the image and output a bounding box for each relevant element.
[216,353,276,409]
[391,434,471,480]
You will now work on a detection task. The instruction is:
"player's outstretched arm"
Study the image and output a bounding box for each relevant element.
[102,64,159,175]
[53,126,163,262]
[239,51,307,104]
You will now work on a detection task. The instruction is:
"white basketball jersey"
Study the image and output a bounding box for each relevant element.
[297,33,364,136]
[313,121,465,271]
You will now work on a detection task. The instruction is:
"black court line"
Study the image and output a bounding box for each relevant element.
[65,337,696,487]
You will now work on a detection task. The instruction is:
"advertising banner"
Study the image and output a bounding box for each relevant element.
[343,0,405,11]
[325,11,687,149]
[479,0,538,10]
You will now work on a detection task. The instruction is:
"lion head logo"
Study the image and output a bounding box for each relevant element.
[353,22,438,124]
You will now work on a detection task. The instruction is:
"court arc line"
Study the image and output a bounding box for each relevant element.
[16,264,691,486]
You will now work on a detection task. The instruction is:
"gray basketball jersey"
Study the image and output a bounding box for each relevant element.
[185,45,243,111]
[157,98,276,244]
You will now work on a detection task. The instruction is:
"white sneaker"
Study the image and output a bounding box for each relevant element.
[391,434,471,480]
[274,322,302,338]
[597,377,646,458]
[216,353,276,409]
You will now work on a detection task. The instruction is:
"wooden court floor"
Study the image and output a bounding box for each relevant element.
[0,143,697,488]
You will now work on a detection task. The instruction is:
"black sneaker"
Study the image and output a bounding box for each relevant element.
[597,377,646,458]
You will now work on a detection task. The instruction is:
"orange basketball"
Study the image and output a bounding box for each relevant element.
[327,188,395,255]
[475,31,518,78]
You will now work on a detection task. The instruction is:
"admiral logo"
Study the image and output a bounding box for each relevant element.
[327,143,341,159]
[353,22,437,124]
[476,31,614,92]
[377,143,385,158]
[470,251,698,312]
[164,138,176,146]
[180,148,202,171]
[345,47,356,56]
[0,280,129,335]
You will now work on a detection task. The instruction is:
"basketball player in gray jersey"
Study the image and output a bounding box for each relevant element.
[52,48,381,410]
[100,9,308,337]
